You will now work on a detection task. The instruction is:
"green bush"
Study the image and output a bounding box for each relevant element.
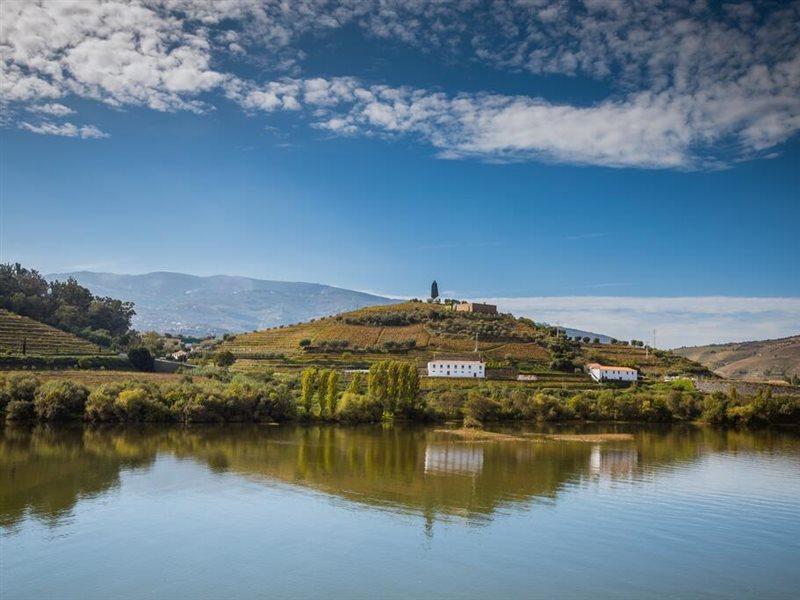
[33,380,89,421]
[6,400,35,421]
[115,388,172,422]
[85,383,124,422]
[464,390,501,422]
[336,392,383,422]
[128,347,154,372]
[214,351,236,367]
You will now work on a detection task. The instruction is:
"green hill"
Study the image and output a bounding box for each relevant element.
[0,309,101,355]
[220,301,707,378]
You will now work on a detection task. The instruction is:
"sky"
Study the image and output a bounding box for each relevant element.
[1,0,799,347]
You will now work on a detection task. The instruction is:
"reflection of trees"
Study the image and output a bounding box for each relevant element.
[1,424,797,529]
[0,425,159,528]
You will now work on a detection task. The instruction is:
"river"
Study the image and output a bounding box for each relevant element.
[2,423,799,599]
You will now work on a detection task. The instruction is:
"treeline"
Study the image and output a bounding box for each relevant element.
[425,384,800,426]
[0,263,135,347]
[2,370,797,427]
[1,371,296,424]
[342,310,433,326]
[299,338,417,353]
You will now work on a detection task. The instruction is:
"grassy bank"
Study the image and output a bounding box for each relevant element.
[2,363,798,427]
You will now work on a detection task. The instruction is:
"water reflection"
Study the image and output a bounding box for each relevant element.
[2,423,799,531]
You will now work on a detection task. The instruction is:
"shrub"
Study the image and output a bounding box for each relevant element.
[115,388,172,422]
[336,392,383,422]
[6,374,40,402]
[425,389,467,420]
[33,380,89,421]
[464,390,501,422]
[214,351,236,367]
[86,383,124,422]
[128,347,154,372]
[702,393,729,424]
[6,400,35,421]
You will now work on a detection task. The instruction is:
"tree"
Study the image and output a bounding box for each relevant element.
[347,372,363,394]
[430,280,439,300]
[315,369,329,415]
[214,351,235,367]
[300,368,317,415]
[0,263,135,344]
[582,336,590,343]
[592,337,600,344]
[128,347,154,372]
[326,371,340,416]
[299,338,312,348]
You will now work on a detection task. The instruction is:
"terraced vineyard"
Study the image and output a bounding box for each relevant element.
[220,301,706,381]
[221,302,551,365]
[0,309,101,355]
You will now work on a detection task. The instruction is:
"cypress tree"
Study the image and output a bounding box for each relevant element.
[430,280,439,299]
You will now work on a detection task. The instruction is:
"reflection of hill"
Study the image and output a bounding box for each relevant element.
[1,424,796,529]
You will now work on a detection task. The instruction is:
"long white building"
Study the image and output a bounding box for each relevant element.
[427,355,485,378]
[587,363,638,382]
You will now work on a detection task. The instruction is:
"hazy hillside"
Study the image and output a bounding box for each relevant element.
[0,309,100,355]
[673,335,800,381]
[47,271,395,335]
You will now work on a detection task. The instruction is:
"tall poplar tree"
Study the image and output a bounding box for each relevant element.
[300,368,317,416]
[326,371,340,416]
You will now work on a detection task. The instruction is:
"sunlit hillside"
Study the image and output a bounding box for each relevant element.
[220,301,708,378]
[0,309,100,355]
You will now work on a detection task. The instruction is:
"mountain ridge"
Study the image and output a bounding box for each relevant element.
[673,334,800,381]
[47,271,397,336]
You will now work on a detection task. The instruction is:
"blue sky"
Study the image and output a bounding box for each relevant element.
[2,1,799,345]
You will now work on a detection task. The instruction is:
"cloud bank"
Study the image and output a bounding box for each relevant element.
[481,296,800,348]
[2,1,799,168]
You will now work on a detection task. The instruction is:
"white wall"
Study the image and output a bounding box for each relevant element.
[427,361,485,378]
[589,367,638,382]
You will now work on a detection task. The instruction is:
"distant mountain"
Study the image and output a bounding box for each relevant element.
[673,335,800,381]
[46,271,396,336]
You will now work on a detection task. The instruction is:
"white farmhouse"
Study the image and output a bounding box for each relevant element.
[427,354,485,378]
[587,363,638,382]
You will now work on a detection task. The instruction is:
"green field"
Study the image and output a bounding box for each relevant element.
[0,309,101,355]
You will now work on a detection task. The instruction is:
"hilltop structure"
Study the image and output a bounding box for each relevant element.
[430,280,439,300]
[455,301,497,315]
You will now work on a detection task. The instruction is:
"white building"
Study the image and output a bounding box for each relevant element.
[427,355,485,378]
[587,363,638,382]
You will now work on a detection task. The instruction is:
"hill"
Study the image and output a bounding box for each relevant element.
[673,335,800,381]
[220,301,707,378]
[47,271,396,335]
[0,309,101,355]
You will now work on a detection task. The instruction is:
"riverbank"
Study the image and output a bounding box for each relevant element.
[3,365,798,427]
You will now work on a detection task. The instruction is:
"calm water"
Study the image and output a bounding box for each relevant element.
[2,423,799,599]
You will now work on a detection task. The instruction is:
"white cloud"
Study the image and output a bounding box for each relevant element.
[2,1,799,165]
[1,0,224,111]
[19,120,109,138]
[477,296,800,348]
[25,102,75,116]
